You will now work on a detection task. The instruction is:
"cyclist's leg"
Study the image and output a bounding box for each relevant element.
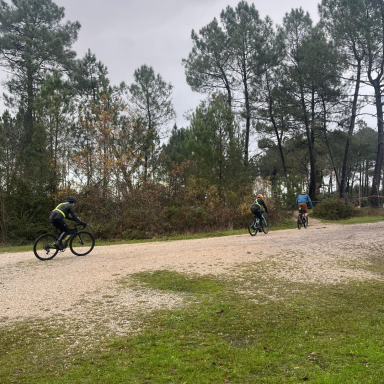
[250,206,258,226]
[299,203,308,218]
[51,218,69,248]
[255,210,262,230]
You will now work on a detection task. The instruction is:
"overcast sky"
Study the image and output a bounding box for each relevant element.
[52,0,321,129]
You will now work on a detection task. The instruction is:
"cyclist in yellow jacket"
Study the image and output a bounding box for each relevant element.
[49,197,85,250]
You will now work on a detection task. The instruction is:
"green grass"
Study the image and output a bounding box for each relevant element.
[2,269,384,383]
[320,216,384,225]
[0,219,297,254]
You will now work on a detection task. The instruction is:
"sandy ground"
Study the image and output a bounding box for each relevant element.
[1,219,383,336]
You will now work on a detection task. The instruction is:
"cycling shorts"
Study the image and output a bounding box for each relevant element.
[51,217,68,233]
[298,203,308,213]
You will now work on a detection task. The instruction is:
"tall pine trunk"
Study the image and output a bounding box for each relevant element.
[300,87,316,200]
[266,73,288,178]
[25,63,34,152]
[371,80,384,206]
[321,96,340,190]
[243,61,250,168]
[340,59,361,199]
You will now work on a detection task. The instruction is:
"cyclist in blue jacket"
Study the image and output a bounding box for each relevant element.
[296,190,313,222]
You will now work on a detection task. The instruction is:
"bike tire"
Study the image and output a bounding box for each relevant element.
[297,216,302,230]
[33,233,59,261]
[70,231,95,256]
[303,216,307,229]
[261,216,269,234]
[248,217,258,236]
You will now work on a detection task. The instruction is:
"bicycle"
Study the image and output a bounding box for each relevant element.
[33,223,95,261]
[248,211,269,236]
[297,207,307,230]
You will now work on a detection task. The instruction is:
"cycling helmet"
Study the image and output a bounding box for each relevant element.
[257,194,263,199]
[302,189,306,193]
[66,196,77,204]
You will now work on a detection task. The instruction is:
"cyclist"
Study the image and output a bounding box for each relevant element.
[296,190,313,221]
[251,194,269,231]
[49,197,86,250]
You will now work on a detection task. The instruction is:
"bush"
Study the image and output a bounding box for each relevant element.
[354,206,384,217]
[312,199,356,220]
[121,229,149,240]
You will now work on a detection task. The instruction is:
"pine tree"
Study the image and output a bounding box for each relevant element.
[128,65,176,182]
[0,0,80,164]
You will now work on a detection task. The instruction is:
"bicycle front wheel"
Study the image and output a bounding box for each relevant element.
[248,217,258,236]
[261,216,269,234]
[70,231,95,256]
[34,234,59,261]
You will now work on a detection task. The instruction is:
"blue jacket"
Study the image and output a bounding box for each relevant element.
[296,193,313,208]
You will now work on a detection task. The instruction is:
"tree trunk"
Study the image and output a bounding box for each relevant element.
[321,96,340,190]
[300,87,316,201]
[219,66,232,108]
[266,73,288,178]
[25,63,34,151]
[371,0,384,207]
[371,81,384,206]
[243,64,250,168]
[340,59,361,199]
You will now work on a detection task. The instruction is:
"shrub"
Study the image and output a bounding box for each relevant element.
[354,206,384,217]
[121,229,149,240]
[312,199,356,220]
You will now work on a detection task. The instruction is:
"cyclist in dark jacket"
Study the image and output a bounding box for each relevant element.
[49,197,85,250]
[251,194,269,224]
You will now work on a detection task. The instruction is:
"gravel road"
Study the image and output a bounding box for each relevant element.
[1,220,383,336]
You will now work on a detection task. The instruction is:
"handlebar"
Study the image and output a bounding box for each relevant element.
[75,222,87,229]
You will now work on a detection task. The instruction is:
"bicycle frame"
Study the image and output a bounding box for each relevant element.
[55,224,85,250]
[255,211,267,227]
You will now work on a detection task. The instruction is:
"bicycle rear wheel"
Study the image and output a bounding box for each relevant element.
[70,231,95,256]
[297,215,302,230]
[248,217,258,236]
[34,233,59,261]
[261,216,269,234]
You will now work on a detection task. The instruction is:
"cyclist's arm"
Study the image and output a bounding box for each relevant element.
[67,206,82,223]
[295,196,299,207]
[260,199,268,213]
[307,195,313,209]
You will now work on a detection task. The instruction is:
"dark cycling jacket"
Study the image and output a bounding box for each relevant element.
[49,202,82,223]
[295,193,313,208]
[252,198,268,213]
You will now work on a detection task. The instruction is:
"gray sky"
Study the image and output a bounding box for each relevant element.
[56,0,320,128]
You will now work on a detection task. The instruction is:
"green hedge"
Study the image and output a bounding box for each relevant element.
[312,199,356,220]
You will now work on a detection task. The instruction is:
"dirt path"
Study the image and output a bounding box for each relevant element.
[1,221,383,335]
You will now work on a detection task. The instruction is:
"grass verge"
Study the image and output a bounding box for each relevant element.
[0,219,297,254]
[320,216,384,225]
[1,269,384,383]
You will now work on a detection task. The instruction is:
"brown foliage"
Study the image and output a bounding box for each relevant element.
[72,176,289,240]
